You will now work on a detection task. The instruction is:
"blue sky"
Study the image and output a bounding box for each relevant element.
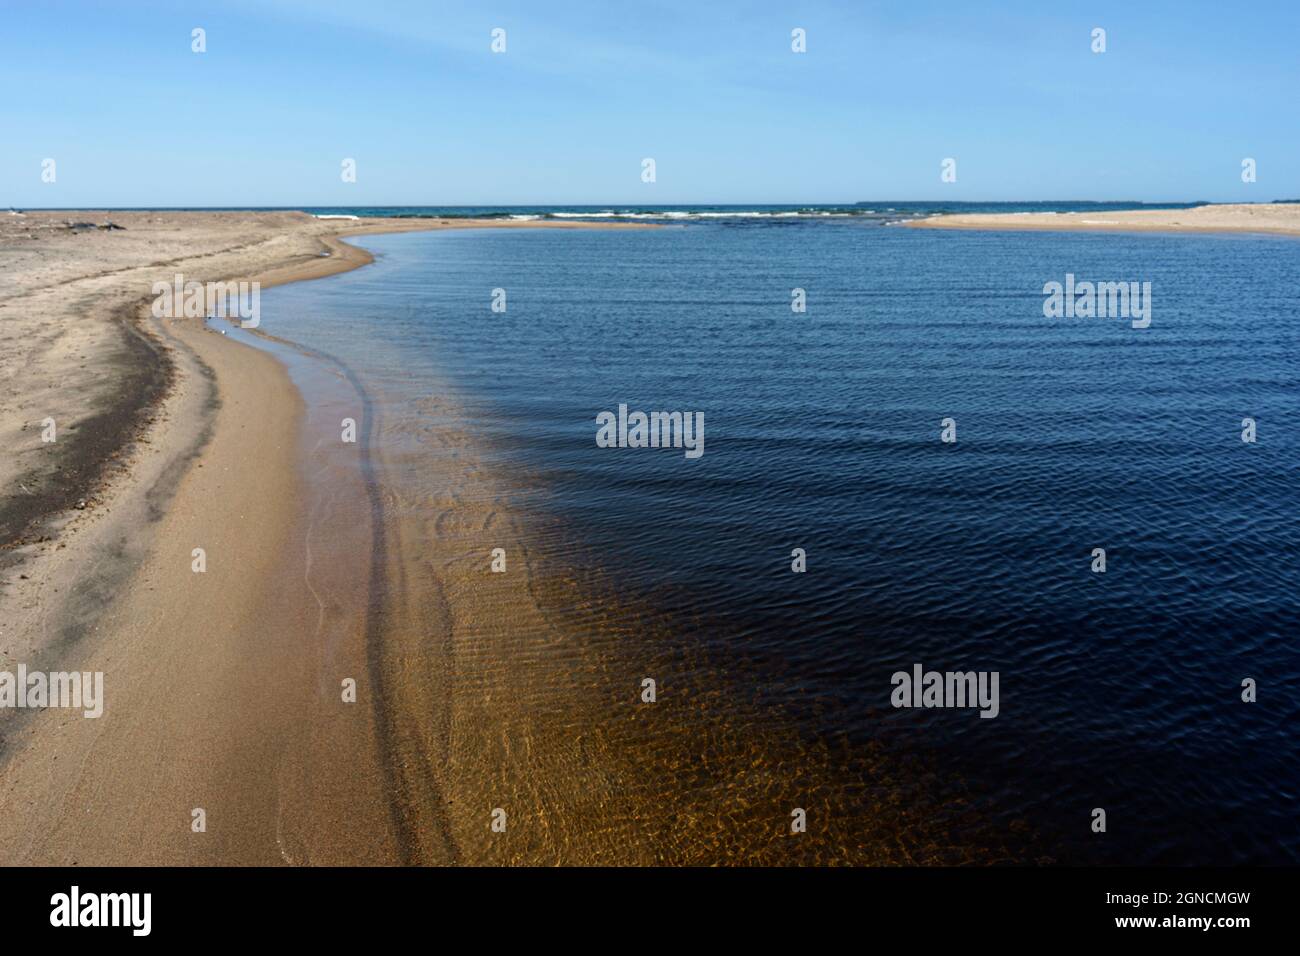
[4,0,1297,206]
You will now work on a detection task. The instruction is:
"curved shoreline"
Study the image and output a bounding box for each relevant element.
[257,230,1043,866]
[220,313,459,865]
[2,211,1034,865]
[0,211,650,864]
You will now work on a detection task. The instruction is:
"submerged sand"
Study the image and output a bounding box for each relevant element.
[0,211,1034,865]
[0,211,658,864]
[905,201,1300,236]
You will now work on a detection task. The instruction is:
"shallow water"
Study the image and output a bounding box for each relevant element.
[259,222,1300,864]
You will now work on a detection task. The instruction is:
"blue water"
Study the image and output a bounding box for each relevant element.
[262,220,1300,864]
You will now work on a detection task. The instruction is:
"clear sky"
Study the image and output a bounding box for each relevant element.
[4,0,1297,207]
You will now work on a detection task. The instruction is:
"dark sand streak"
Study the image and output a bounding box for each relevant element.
[0,299,171,556]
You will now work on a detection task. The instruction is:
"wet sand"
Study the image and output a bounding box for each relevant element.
[0,211,651,864]
[905,202,1300,237]
[0,211,1033,865]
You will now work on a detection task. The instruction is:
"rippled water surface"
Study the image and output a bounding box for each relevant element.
[263,222,1300,864]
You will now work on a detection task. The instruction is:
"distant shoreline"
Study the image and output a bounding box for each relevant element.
[13,201,1269,227]
[905,201,1300,237]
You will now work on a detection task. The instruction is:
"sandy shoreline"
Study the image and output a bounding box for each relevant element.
[905,201,1300,237]
[0,210,1031,866]
[0,211,651,864]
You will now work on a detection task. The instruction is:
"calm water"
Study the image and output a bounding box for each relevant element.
[261,220,1300,864]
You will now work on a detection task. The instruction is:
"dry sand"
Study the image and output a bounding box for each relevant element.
[905,201,1300,237]
[0,211,651,864]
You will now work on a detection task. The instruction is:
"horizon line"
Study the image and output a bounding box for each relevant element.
[16,199,1299,211]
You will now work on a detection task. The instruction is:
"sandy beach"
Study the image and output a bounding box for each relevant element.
[9,202,1288,868]
[905,201,1300,237]
[0,211,1006,866]
[0,211,652,864]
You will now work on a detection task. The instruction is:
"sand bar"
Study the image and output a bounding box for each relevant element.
[905,202,1300,237]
